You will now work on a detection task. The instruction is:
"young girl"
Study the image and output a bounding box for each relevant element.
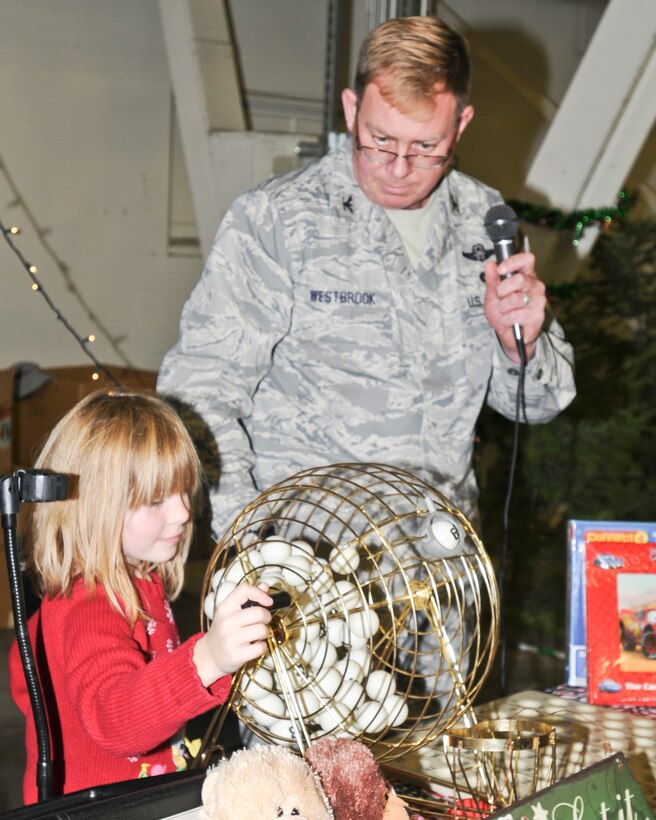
[9,389,272,804]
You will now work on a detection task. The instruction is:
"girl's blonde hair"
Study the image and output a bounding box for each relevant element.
[24,389,202,624]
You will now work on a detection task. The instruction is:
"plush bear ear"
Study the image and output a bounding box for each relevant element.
[305,737,387,820]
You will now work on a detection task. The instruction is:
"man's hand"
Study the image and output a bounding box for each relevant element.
[483,252,546,363]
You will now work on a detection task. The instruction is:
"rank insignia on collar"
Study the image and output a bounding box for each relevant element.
[342,195,354,213]
[462,243,494,262]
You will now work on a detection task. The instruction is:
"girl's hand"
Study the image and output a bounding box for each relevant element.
[193,583,273,687]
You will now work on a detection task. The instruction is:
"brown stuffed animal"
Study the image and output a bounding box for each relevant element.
[304,737,414,820]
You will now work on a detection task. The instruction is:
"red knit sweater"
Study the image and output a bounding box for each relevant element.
[9,574,230,804]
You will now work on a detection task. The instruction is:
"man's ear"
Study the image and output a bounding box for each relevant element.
[456,104,475,141]
[341,88,357,132]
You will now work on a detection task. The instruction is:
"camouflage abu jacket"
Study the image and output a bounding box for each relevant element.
[158,142,575,540]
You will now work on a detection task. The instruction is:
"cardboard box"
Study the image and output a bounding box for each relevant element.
[566,519,656,686]
[586,539,656,706]
[0,364,157,472]
[0,364,157,628]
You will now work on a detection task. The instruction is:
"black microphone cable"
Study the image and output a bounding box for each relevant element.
[484,203,529,696]
[498,348,528,696]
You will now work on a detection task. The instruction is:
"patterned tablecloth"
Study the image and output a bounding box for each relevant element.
[383,688,656,817]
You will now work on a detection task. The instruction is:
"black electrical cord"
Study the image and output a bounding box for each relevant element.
[497,347,528,697]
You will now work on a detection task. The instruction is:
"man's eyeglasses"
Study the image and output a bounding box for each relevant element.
[354,116,456,169]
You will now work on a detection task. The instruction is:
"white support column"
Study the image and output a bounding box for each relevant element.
[158,0,320,257]
[524,0,656,255]
[158,0,247,256]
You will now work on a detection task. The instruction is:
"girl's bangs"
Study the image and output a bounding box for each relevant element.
[128,421,200,508]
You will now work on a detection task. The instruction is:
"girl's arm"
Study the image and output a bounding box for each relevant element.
[60,582,271,758]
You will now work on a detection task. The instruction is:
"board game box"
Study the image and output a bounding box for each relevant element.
[566,519,656,686]
[585,539,656,706]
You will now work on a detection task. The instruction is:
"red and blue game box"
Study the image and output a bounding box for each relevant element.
[585,539,656,705]
[566,520,656,686]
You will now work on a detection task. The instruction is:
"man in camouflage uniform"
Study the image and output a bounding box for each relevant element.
[158,16,575,544]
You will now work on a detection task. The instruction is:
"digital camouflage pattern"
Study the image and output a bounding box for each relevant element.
[158,142,575,541]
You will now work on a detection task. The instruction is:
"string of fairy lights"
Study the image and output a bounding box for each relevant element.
[1,218,119,386]
[0,154,133,383]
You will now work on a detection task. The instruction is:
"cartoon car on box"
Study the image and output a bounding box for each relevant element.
[620,607,656,658]
[598,678,623,693]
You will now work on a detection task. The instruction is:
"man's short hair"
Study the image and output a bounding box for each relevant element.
[354,16,471,114]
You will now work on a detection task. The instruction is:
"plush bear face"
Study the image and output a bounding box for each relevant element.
[200,745,333,820]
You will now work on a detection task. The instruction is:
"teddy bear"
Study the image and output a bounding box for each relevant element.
[199,743,332,820]
[200,737,422,820]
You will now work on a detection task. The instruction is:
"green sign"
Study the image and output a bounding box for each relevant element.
[487,754,654,820]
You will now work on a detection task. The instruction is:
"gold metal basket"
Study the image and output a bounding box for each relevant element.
[442,718,557,816]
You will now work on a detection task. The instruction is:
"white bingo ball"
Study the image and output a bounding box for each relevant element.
[429,512,465,555]
[316,667,342,699]
[385,694,409,727]
[309,558,333,595]
[268,718,298,744]
[344,630,369,650]
[234,530,258,549]
[329,545,361,575]
[365,669,396,700]
[335,656,365,684]
[309,640,338,671]
[318,703,351,733]
[332,722,359,739]
[259,537,293,564]
[247,692,287,727]
[240,679,272,706]
[324,617,346,647]
[240,665,274,700]
[291,635,316,666]
[355,700,389,734]
[346,647,372,675]
[210,568,225,590]
[291,540,315,558]
[282,554,312,588]
[224,561,249,585]
[205,580,236,619]
[349,608,380,639]
[258,567,285,587]
[203,590,217,620]
[287,679,320,716]
[334,580,361,611]
[335,678,364,712]
[289,620,321,645]
[242,548,265,570]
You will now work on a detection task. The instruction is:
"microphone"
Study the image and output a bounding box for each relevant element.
[484,204,526,364]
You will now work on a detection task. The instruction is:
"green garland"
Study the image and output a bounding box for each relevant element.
[508,190,635,245]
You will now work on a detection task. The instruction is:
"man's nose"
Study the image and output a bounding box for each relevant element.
[388,154,413,178]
